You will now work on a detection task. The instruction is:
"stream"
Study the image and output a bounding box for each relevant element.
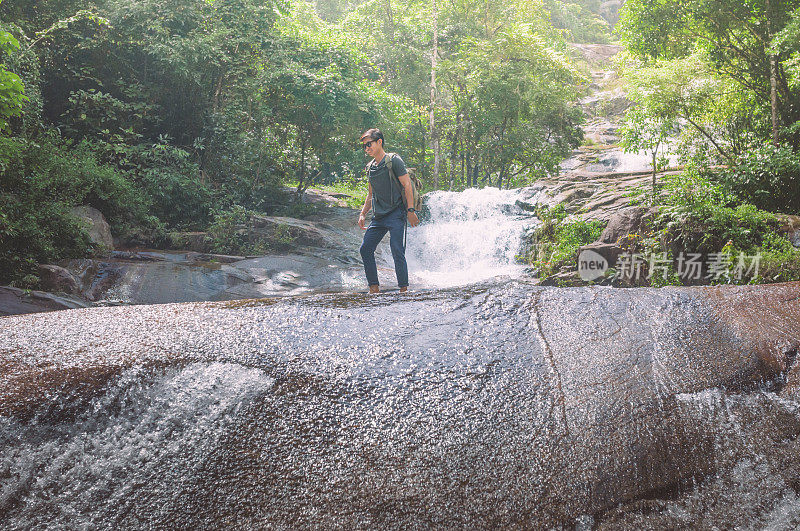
[3,44,800,530]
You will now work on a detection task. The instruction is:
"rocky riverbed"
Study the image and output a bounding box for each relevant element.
[0,43,703,316]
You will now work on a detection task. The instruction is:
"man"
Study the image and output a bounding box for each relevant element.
[358,128,420,294]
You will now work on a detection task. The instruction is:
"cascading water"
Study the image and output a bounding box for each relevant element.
[60,188,539,302]
[374,187,537,289]
[0,363,273,529]
[2,272,800,528]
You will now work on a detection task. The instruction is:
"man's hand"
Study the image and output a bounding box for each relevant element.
[358,213,367,230]
[408,211,420,227]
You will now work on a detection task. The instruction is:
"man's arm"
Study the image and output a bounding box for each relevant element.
[358,184,373,229]
[397,174,420,227]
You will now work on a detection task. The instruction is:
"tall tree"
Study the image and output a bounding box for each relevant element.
[619,0,800,147]
[430,0,440,189]
[766,0,779,145]
[0,22,26,130]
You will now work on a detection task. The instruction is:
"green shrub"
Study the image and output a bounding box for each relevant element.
[719,143,800,215]
[139,166,213,231]
[92,138,213,231]
[753,231,800,284]
[545,0,611,44]
[208,206,298,255]
[274,200,322,219]
[644,169,800,285]
[522,204,607,279]
[0,134,149,284]
[208,206,252,255]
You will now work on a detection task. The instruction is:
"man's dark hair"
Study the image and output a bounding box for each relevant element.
[360,128,384,146]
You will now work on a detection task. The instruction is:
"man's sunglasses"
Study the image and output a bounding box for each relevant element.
[362,140,376,149]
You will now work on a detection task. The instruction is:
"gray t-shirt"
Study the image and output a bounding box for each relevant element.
[368,153,408,218]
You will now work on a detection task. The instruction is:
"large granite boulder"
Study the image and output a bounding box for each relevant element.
[778,214,800,248]
[597,205,659,244]
[70,205,114,250]
[1,281,799,528]
[574,206,659,279]
[36,264,81,295]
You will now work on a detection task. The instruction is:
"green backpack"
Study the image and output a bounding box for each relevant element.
[384,153,423,212]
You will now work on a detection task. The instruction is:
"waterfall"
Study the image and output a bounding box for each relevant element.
[375,188,537,289]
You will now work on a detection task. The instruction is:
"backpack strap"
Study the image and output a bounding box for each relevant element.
[385,153,396,182]
[385,152,406,209]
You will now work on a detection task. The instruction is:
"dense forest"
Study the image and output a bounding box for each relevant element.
[1,0,799,287]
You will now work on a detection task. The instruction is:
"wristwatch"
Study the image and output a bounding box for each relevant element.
[407,208,417,213]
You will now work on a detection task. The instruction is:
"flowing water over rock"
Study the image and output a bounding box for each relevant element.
[52,188,538,306]
[405,188,533,288]
[4,41,800,530]
[2,281,800,528]
[531,43,683,222]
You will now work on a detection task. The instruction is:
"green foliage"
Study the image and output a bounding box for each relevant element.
[265,4,379,195]
[0,134,150,284]
[0,22,43,137]
[437,20,584,189]
[273,199,321,219]
[341,0,585,190]
[585,167,800,286]
[0,0,597,283]
[618,0,800,148]
[545,0,611,43]
[0,21,27,130]
[642,168,800,285]
[619,103,676,187]
[137,148,212,231]
[719,143,800,215]
[616,51,770,168]
[774,7,800,92]
[207,206,253,255]
[208,206,297,255]
[316,178,368,210]
[522,204,606,279]
[756,230,800,284]
[287,177,368,210]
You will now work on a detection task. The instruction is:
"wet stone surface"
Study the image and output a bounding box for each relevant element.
[1,281,800,528]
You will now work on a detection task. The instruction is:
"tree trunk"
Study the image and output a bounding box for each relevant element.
[212,73,225,114]
[652,149,658,194]
[466,153,472,191]
[449,112,461,191]
[295,136,307,199]
[766,0,779,145]
[384,0,395,83]
[461,151,465,188]
[418,112,428,183]
[430,0,440,190]
[449,130,458,191]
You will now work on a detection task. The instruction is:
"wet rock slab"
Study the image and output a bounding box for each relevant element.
[1,281,799,528]
[0,287,89,317]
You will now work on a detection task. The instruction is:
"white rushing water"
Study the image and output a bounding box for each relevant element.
[72,187,542,300]
[0,363,273,529]
[393,187,536,289]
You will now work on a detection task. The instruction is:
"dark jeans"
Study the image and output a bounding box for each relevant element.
[360,206,408,288]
